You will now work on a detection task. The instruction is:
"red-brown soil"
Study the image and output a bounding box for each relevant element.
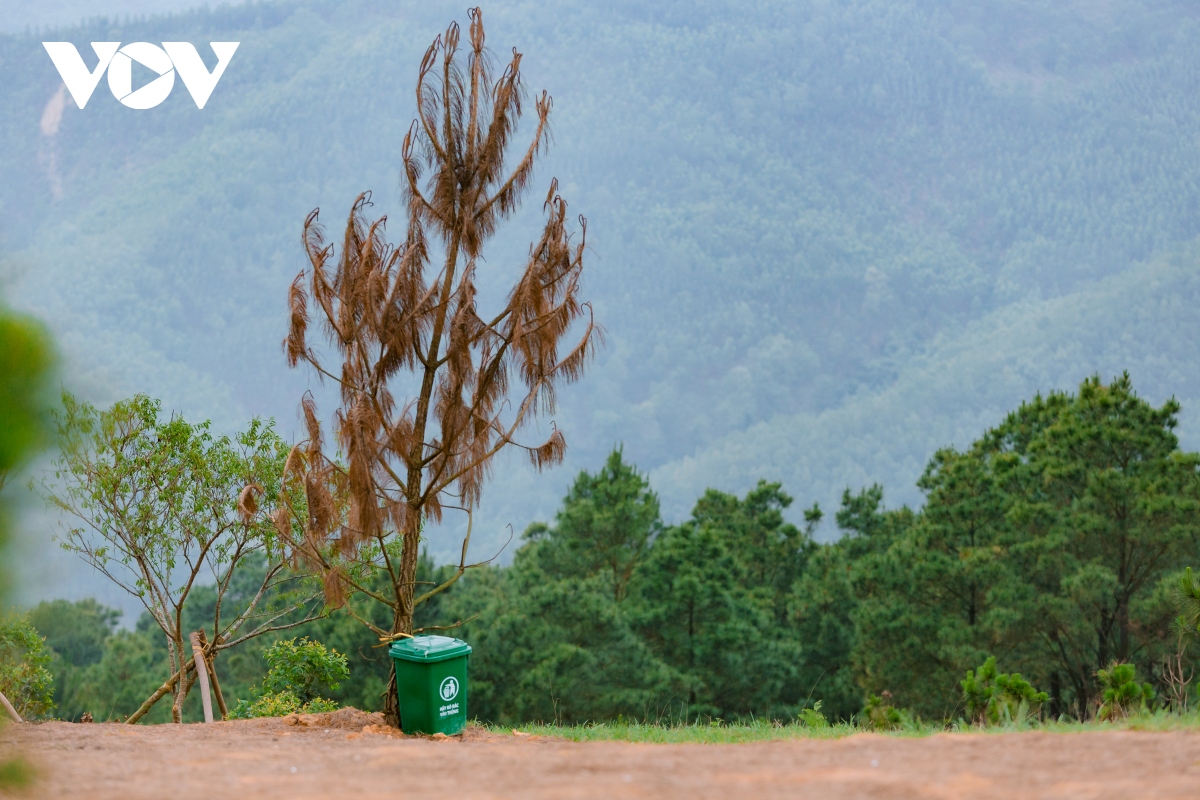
[7,710,1200,799]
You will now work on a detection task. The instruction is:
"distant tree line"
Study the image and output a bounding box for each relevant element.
[24,373,1200,725]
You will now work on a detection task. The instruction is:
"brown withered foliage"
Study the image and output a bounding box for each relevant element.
[277,9,600,725]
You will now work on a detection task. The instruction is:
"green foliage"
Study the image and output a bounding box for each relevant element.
[529,448,661,602]
[259,638,348,704]
[424,380,1200,725]
[230,638,346,719]
[0,307,54,628]
[31,604,174,723]
[28,599,121,721]
[851,374,1200,719]
[633,481,821,721]
[1175,568,1200,639]
[33,596,303,723]
[242,550,457,714]
[0,614,54,719]
[0,312,54,491]
[229,691,338,719]
[0,306,52,787]
[504,709,1200,742]
[787,544,861,721]
[449,561,681,725]
[74,625,172,722]
[442,450,679,724]
[28,599,119,669]
[1097,663,1155,721]
[961,657,1048,726]
[863,693,904,731]
[32,377,1200,728]
[797,701,829,729]
[508,717,864,743]
[0,755,34,789]
[43,392,319,721]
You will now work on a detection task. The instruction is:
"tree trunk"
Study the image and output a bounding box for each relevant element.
[384,575,416,729]
[125,659,194,724]
[383,670,401,729]
[381,235,462,728]
[167,636,184,724]
[172,633,197,723]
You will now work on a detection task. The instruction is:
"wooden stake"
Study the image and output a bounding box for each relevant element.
[197,631,228,719]
[0,690,22,723]
[189,632,214,724]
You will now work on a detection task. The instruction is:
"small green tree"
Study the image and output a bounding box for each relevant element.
[230,638,347,718]
[1096,662,1154,720]
[43,393,324,723]
[260,637,348,704]
[0,615,54,719]
[961,656,1048,726]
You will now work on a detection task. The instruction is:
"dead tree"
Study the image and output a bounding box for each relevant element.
[281,8,600,726]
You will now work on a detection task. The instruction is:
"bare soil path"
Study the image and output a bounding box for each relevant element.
[7,709,1200,799]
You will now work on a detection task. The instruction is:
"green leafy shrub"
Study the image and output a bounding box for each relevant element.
[1097,663,1155,721]
[863,692,903,731]
[0,614,54,719]
[797,700,829,729]
[961,656,1048,726]
[259,638,348,702]
[230,638,347,719]
[230,690,338,719]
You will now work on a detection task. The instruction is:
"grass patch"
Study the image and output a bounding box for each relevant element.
[502,719,859,743]
[490,709,1200,744]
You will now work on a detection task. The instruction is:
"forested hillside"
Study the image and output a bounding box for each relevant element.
[0,0,199,34]
[4,0,1200,604]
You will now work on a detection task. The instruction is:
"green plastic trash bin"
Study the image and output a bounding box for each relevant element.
[389,635,472,735]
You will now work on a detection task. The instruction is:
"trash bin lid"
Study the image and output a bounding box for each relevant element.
[389,634,472,663]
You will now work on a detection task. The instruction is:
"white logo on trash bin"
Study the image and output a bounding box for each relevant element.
[439,676,459,702]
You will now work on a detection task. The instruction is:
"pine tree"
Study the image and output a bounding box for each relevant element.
[279,9,599,725]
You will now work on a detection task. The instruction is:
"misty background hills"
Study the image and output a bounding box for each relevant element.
[3,0,1200,617]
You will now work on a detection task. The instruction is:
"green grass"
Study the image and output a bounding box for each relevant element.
[488,709,1200,744]
[500,719,858,743]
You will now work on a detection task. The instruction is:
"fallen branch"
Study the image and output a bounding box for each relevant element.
[126,658,194,725]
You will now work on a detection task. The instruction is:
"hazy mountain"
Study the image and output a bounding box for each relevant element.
[0,0,206,33]
[4,0,1200,613]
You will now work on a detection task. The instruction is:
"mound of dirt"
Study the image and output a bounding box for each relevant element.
[277,707,384,731]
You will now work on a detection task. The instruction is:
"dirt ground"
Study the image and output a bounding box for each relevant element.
[6,708,1200,799]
